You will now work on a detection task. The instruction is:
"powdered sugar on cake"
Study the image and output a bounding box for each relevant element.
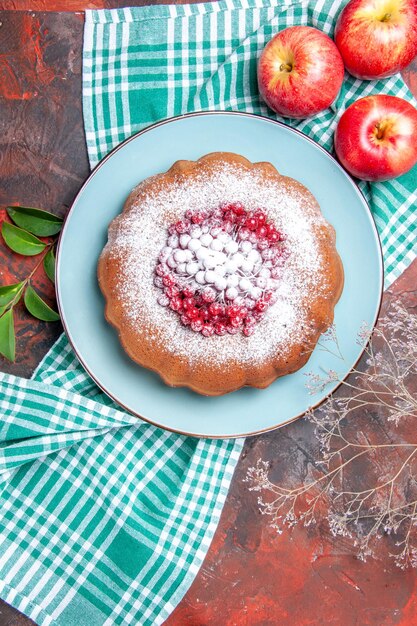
[107,161,329,366]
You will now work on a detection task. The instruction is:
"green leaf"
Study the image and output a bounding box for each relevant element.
[43,247,56,283]
[2,222,46,256]
[7,206,63,236]
[0,309,15,361]
[24,285,60,322]
[0,282,24,307]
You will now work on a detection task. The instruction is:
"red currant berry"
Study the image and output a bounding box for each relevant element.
[239,307,248,318]
[156,264,166,276]
[182,286,194,298]
[256,225,268,239]
[215,322,227,336]
[230,202,245,216]
[256,299,268,312]
[226,304,240,318]
[202,323,215,337]
[255,211,266,225]
[191,319,203,332]
[168,285,180,297]
[168,224,177,235]
[243,325,255,336]
[261,248,273,260]
[246,216,258,231]
[181,314,191,326]
[231,315,243,327]
[245,315,256,326]
[209,302,222,316]
[170,297,183,311]
[163,275,174,287]
[188,307,199,321]
[182,297,194,310]
[175,220,190,234]
[264,291,273,302]
[268,231,280,244]
[200,307,210,320]
[235,214,247,226]
[227,325,239,334]
[266,223,275,235]
[257,238,269,250]
[185,210,194,220]
[202,287,216,303]
[239,228,250,240]
[192,212,204,224]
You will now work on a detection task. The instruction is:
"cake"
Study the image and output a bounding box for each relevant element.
[98,152,344,396]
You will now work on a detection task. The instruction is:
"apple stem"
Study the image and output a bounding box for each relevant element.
[380,12,391,21]
[375,123,385,140]
[279,63,292,73]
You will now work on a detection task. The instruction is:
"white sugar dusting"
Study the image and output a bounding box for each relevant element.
[106,161,330,366]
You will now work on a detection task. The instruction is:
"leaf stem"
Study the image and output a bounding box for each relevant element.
[0,242,54,318]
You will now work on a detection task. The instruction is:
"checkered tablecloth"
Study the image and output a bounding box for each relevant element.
[84,0,417,287]
[0,1,416,625]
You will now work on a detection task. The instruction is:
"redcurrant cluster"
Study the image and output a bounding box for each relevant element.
[155,202,286,337]
[170,202,282,245]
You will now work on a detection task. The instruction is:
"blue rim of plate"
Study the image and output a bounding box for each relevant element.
[56,111,384,439]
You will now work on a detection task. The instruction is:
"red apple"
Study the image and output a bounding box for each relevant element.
[335,0,417,80]
[258,26,345,119]
[334,95,417,181]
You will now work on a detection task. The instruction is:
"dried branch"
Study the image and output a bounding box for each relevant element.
[246,300,417,568]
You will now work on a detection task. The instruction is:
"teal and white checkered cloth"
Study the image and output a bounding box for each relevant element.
[0,339,242,625]
[0,1,416,624]
[83,0,417,287]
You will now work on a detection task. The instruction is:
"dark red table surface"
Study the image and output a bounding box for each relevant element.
[0,3,417,625]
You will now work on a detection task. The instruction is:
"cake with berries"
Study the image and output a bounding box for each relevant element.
[98,152,343,396]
